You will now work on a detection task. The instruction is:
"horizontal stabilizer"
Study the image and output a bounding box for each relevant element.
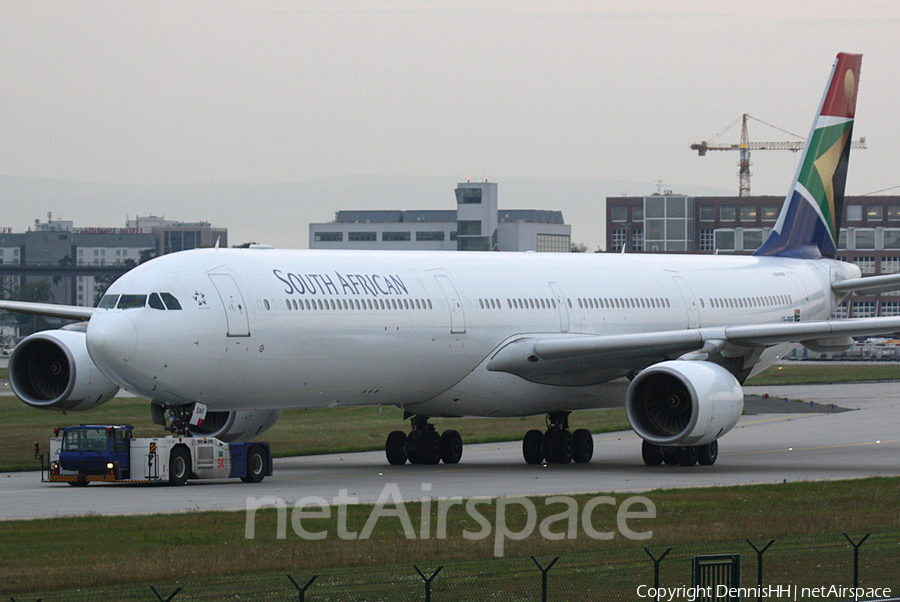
[832,273,900,296]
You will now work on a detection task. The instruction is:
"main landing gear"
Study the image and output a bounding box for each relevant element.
[522,412,594,465]
[641,440,719,466]
[385,415,463,466]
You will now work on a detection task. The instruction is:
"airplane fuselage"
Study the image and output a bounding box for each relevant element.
[85,248,854,417]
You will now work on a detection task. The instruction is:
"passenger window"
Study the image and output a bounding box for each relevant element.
[160,293,182,310]
[117,294,147,309]
[148,293,166,310]
[98,294,119,309]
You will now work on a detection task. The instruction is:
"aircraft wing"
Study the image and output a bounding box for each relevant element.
[487,316,900,385]
[832,273,900,296]
[0,300,96,321]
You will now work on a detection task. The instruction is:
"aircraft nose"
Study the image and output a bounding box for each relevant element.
[87,312,137,364]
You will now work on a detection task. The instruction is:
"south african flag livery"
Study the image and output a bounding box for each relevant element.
[755,53,862,259]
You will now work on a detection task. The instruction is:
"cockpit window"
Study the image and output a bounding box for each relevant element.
[117,294,147,309]
[98,294,119,309]
[148,293,165,310]
[160,293,182,310]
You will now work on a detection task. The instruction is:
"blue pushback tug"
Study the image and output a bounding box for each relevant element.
[35,424,272,486]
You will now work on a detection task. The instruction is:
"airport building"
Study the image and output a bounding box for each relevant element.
[0,214,226,309]
[605,193,900,317]
[309,181,572,253]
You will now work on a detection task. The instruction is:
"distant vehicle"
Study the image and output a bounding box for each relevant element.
[35,424,272,486]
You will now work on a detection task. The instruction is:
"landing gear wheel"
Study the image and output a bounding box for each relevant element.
[168,446,191,486]
[242,445,268,483]
[523,429,545,465]
[641,440,663,466]
[440,430,463,464]
[386,431,408,465]
[572,429,593,463]
[678,446,699,467]
[546,429,574,464]
[420,430,442,465]
[698,440,718,466]
[405,431,423,465]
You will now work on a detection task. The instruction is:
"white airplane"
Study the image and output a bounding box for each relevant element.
[4,53,900,469]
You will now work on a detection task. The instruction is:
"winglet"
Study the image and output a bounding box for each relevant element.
[754,53,862,259]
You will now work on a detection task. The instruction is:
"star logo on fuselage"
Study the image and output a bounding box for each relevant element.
[193,291,207,306]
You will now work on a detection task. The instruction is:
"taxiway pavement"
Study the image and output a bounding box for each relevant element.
[1,382,897,521]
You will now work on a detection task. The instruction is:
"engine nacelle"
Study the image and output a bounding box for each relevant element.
[625,360,743,447]
[8,329,120,411]
[188,409,282,442]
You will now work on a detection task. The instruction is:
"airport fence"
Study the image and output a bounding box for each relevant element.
[11,532,900,602]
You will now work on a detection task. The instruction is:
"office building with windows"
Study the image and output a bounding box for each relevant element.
[309,182,571,253]
[605,193,900,317]
[0,214,226,309]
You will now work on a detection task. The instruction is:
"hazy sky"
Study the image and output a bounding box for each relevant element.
[2,1,899,248]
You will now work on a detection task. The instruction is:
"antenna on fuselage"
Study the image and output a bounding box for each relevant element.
[215,237,220,250]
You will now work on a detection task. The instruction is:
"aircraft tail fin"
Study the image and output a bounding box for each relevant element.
[754,52,862,259]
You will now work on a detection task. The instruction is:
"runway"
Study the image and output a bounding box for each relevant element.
[0,381,898,521]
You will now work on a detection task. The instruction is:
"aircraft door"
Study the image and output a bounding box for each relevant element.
[788,271,811,320]
[673,276,700,329]
[434,275,466,334]
[549,282,569,333]
[208,273,251,337]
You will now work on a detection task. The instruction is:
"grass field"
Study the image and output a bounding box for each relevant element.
[2,477,898,595]
[744,362,900,385]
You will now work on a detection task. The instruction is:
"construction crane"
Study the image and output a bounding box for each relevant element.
[691,113,867,196]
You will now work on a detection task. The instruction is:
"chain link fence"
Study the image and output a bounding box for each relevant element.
[12,532,899,601]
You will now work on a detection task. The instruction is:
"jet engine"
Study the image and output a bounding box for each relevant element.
[8,329,120,411]
[625,360,743,447]
[187,408,282,442]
